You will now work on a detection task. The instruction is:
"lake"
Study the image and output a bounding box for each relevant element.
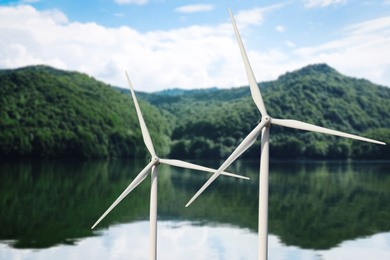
[0,159,389,260]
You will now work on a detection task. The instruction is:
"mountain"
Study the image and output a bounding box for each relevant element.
[0,65,171,158]
[136,64,390,160]
[0,64,389,159]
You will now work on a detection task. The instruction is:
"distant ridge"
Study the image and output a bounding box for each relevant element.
[154,87,219,96]
[112,86,219,96]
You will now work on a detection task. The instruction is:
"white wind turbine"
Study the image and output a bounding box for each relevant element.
[91,72,249,260]
[185,9,386,260]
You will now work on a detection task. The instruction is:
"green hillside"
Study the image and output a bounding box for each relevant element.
[0,64,389,159]
[137,64,390,160]
[0,65,171,158]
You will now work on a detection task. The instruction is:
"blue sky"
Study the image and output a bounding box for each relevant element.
[1,0,390,92]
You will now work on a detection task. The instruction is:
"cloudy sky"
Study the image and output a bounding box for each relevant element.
[1,0,390,92]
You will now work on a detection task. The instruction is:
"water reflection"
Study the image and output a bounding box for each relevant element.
[1,221,390,260]
[0,159,152,249]
[0,159,390,259]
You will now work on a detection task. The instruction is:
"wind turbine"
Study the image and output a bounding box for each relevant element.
[91,72,249,260]
[185,9,386,260]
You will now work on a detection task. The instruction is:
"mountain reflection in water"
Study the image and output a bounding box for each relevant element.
[0,159,389,259]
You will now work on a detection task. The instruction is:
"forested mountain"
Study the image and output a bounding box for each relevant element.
[136,64,390,160]
[0,64,389,159]
[0,66,171,158]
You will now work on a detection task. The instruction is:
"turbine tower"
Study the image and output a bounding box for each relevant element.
[185,9,386,260]
[92,72,249,260]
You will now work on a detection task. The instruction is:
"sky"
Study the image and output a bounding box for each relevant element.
[1,0,390,92]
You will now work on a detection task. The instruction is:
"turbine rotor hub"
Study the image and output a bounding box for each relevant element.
[149,156,160,166]
[259,115,272,126]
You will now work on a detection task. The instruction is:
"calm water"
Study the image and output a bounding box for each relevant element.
[0,159,390,260]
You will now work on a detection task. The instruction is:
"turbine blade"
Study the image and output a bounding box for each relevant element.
[229,8,267,116]
[159,158,250,180]
[271,118,386,145]
[186,120,267,207]
[91,160,155,229]
[125,72,156,157]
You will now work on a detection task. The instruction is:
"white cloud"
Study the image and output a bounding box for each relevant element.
[346,16,390,35]
[384,0,390,5]
[0,5,244,92]
[233,3,288,30]
[114,0,149,5]
[276,25,285,32]
[234,8,264,27]
[303,0,347,8]
[175,4,215,13]
[1,5,295,92]
[286,41,295,47]
[293,16,390,86]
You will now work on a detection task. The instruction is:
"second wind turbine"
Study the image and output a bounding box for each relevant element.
[185,8,386,260]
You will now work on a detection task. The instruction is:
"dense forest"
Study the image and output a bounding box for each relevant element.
[0,66,171,158]
[1,64,389,159]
